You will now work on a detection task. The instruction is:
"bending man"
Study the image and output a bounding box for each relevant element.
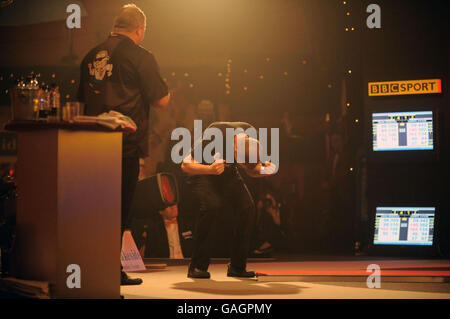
[181,122,277,278]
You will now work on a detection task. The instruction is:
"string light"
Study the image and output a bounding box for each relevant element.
[346,12,350,16]
[217,72,223,77]
[189,83,194,88]
[345,27,349,32]
[259,75,264,80]
[171,72,176,77]
[301,59,307,65]
[51,74,56,78]
[349,167,354,172]
[346,102,350,107]
[243,86,248,91]
[243,69,248,73]
[327,84,332,88]
[283,71,288,76]
[184,72,189,77]
[355,118,359,123]
[225,58,232,94]
[351,27,355,31]
[265,57,271,62]
[71,79,76,84]
[348,69,352,74]
[343,1,347,4]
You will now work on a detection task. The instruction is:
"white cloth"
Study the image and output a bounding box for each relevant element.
[164,222,184,259]
[73,111,137,130]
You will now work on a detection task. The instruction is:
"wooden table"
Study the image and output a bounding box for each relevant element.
[6,121,124,298]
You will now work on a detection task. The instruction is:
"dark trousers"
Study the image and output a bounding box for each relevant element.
[120,156,139,276]
[121,157,140,232]
[189,166,255,271]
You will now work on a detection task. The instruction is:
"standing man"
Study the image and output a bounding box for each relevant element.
[181,122,277,278]
[78,4,170,285]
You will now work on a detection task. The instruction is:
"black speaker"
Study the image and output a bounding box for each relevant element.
[130,172,179,219]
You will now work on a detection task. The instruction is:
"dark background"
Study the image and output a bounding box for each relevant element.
[0,0,448,256]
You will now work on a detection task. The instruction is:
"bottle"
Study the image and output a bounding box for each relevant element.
[10,77,25,120]
[38,84,50,120]
[48,83,60,122]
[24,73,40,121]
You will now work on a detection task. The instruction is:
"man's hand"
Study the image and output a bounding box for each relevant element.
[260,161,277,175]
[209,155,225,175]
[153,92,170,108]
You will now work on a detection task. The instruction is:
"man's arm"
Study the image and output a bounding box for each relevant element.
[138,51,169,108]
[243,161,277,178]
[181,154,225,175]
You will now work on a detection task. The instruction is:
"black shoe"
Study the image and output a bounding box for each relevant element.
[121,271,143,285]
[227,264,256,278]
[188,266,211,279]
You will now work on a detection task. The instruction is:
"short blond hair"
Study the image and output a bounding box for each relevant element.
[112,4,146,32]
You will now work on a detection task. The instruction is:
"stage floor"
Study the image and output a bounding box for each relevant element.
[121,257,450,299]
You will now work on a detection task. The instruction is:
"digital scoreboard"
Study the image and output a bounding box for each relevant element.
[372,111,433,151]
[373,207,435,246]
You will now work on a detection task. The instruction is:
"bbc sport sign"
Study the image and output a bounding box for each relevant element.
[368,79,442,97]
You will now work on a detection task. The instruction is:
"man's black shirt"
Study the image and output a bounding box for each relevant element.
[78,33,168,158]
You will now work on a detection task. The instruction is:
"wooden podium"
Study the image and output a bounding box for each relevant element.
[6,122,123,298]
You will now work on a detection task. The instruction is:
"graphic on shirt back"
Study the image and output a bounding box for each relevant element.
[88,50,113,81]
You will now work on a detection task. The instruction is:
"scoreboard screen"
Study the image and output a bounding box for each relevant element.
[373,207,435,246]
[372,111,433,151]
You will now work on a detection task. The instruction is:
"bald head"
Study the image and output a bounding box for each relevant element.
[234,134,260,170]
[112,4,147,45]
